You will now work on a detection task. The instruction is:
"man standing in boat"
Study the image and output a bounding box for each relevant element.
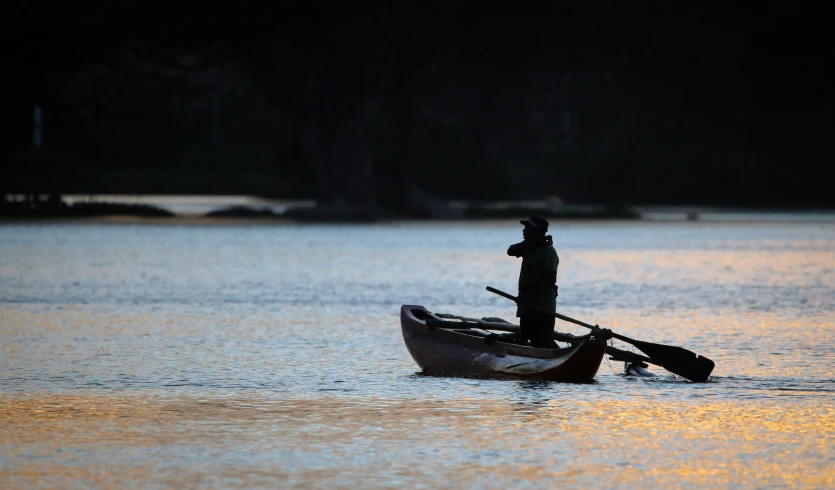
[507,216,560,348]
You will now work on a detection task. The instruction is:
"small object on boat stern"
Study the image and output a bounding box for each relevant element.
[624,361,657,377]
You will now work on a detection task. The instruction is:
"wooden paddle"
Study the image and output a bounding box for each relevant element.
[486,286,715,382]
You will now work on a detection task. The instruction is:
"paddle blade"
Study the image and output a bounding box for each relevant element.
[631,340,715,382]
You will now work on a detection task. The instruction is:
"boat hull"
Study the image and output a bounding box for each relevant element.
[401,305,606,382]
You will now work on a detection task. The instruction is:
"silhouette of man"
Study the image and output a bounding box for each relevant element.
[507,215,559,348]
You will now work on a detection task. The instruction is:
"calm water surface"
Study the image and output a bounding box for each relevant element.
[1,221,833,488]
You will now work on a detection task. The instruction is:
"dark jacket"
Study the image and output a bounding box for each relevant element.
[507,236,559,317]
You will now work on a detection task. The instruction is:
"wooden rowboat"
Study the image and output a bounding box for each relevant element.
[400,305,607,382]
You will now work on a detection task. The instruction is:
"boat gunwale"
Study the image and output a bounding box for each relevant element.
[401,304,585,360]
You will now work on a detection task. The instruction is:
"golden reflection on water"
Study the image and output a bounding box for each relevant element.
[3,222,835,488]
[2,393,832,489]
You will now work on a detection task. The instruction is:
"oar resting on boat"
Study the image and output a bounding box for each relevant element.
[432,313,657,377]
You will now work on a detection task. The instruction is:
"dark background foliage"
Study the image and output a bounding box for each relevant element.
[3,1,832,210]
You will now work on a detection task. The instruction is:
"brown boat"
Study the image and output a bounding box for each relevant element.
[400,305,607,382]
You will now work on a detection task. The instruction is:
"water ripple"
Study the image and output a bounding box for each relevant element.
[1,221,833,489]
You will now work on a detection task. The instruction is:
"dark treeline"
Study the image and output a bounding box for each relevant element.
[3,1,832,218]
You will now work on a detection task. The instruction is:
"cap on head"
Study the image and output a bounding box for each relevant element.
[520,215,549,233]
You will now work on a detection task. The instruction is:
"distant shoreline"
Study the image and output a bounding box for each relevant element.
[3,194,835,224]
[3,214,835,226]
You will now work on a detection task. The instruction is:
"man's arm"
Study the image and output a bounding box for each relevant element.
[507,242,528,257]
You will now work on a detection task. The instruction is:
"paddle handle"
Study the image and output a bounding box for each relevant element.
[485,286,634,343]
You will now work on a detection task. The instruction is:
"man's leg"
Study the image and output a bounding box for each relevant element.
[520,312,557,348]
[518,314,534,346]
[539,314,558,348]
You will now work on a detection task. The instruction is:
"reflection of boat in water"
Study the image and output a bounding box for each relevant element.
[400,305,607,382]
